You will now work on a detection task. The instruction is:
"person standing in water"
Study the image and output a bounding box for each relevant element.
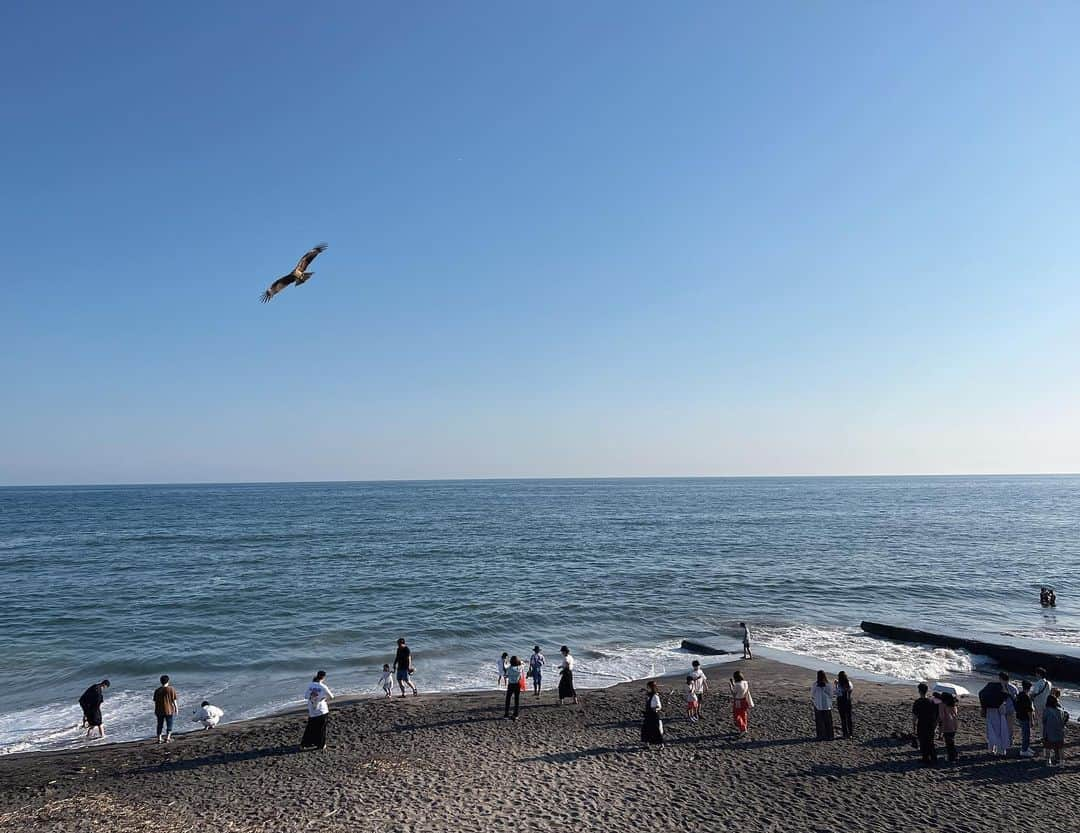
[558,646,578,704]
[393,637,418,696]
[78,679,110,740]
[300,670,333,750]
[641,681,664,748]
[740,622,753,659]
[497,652,509,687]
[529,646,545,697]
[834,671,854,738]
[153,675,179,744]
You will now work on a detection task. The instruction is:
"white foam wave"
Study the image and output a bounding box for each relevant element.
[755,624,975,682]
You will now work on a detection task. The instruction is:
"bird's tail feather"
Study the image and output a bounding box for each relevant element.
[260,290,273,303]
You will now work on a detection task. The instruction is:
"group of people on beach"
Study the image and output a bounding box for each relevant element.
[78,675,223,743]
[974,668,1069,766]
[495,646,578,719]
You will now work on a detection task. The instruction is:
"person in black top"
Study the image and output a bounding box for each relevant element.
[393,637,418,696]
[1015,680,1035,758]
[78,679,110,739]
[912,682,938,766]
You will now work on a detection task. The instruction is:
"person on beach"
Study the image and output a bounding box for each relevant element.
[1030,667,1051,736]
[558,646,578,705]
[528,646,545,697]
[690,660,709,714]
[78,679,110,739]
[912,682,938,766]
[1015,680,1035,758]
[740,622,753,659]
[685,675,700,722]
[978,675,1010,756]
[834,671,854,738]
[811,671,834,740]
[936,691,960,764]
[504,655,525,720]
[1041,695,1070,767]
[497,652,509,687]
[378,664,394,698]
[194,701,224,730]
[641,680,664,748]
[300,670,334,750]
[729,670,753,735]
[394,637,418,696]
[153,675,179,744]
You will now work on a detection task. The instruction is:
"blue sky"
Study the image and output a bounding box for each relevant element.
[2,3,1078,484]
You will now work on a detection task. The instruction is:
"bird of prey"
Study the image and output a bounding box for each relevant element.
[260,243,328,303]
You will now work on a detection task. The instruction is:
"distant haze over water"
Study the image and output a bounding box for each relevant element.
[2,476,1078,754]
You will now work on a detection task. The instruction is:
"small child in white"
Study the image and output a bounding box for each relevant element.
[685,675,700,722]
[497,653,509,687]
[379,664,394,698]
[194,701,224,730]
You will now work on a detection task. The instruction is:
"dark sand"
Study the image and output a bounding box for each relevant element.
[1,659,1075,832]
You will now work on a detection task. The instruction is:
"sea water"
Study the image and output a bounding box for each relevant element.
[1,476,1078,754]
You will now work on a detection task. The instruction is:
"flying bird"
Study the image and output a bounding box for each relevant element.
[260,243,328,303]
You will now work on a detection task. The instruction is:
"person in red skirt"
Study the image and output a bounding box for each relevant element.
[729,670,754,735]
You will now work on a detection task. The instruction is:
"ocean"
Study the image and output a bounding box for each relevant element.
[2,476,1078,755]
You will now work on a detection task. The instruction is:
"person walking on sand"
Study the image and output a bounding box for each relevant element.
[685,675,700,723]
[78,679,110,740]
[378,664,394,698]
[528,646,545,697]
[1015,680,1036,758]
[558,646,578,705]
[937,691,960,764]
[729,670,753,735]
[689,660,709,715]
[811,671,834,740]
[300,670,333,750]
[1042,695,1070,767]
[194,701,224,730]
[1030,667,1051,737]
[740,622,753,659]
[834,671,854,738]
[504,655,525,720]
[153,675,179,744]
[393,637,418,696]
[641,680,664,748]
[912,682,938,766]
[497,652,509,688]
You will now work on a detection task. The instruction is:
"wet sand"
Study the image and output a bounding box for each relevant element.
[1,658,1075,832]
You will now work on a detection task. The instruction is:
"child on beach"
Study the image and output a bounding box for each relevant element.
[378,664,394,698]
[497,653,509,687]
[194,701,224,730]
[685,675,700,722]
[1042,695,1070,767]
[936,691,960,763]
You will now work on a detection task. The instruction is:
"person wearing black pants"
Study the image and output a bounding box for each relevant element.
[912,682,938,766]
[835,671,854,738]
[504,655,524,719]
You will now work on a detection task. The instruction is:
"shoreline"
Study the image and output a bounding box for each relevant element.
[2,657,1075,832]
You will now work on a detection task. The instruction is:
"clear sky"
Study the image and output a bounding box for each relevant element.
[2,3,1078,485]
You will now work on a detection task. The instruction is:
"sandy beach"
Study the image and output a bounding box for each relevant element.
[0,658,1075,832]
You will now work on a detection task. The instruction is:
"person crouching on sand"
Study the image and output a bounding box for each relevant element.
[194,701,224,730]
[812,671,834,740]
[378,664,394,698]
[301,670,333,750]
[729,670,753,735]
[685,675,700,722]
[641,681,664,748]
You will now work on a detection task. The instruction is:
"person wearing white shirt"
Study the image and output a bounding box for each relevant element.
[300,670,334,750]
[1030,667,1052,738]
[558,646,578,704]
[497,653,509,687]
[690,661,709,714]
[378,664,394,698]
[811,670,835,740]
[641,680,664,747]
[194,701,224,730]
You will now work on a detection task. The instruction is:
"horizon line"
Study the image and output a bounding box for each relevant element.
[2,471,1079,489]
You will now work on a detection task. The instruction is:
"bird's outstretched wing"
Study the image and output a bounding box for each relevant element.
[260,273,296,303]
[294,243,328,273]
